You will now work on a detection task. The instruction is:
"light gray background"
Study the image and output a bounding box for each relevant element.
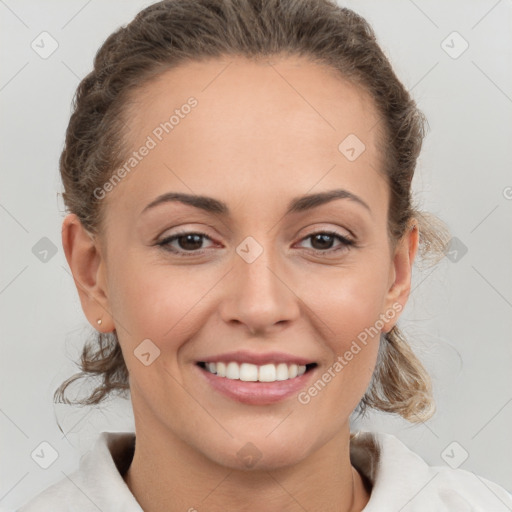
[1,0,511,509]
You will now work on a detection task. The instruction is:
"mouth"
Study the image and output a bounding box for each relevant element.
[196,361,318,383]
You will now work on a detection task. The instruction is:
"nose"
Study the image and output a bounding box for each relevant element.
[218,240,300,336]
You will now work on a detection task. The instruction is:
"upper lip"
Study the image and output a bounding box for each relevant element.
[197,350,316,366]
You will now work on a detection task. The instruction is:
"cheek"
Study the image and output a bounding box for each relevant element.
[298,256,390,343]
[293,259,390,408]
[106,257,217,359]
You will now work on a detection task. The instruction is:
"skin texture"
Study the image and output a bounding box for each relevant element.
[62,56,419,512]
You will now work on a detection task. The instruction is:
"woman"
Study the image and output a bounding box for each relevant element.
[18,0,512,510]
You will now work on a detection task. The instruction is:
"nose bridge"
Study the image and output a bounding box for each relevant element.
[222,233,298,333]
[238,236,280,296]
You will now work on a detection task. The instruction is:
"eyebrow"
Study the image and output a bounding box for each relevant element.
[141,189,371,217]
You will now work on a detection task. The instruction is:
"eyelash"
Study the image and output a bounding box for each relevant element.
[156,230,356,257]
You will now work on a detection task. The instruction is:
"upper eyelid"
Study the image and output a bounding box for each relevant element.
[158,231,215,245]
[158,228,353,241]
[158,221,355,240]
[157,229,354,251]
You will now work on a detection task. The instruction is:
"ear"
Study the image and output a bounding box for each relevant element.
[61,214,114,332]
[381,219,419,333]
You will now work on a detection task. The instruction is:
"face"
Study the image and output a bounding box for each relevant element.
[65,55,417,470]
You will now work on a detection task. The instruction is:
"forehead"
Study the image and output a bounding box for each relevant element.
[109,55,386,219]
[128,55,380,145]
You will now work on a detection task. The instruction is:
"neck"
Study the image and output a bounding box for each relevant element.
[123,414,371,512]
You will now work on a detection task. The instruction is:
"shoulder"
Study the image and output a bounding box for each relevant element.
[16,431,141,512]
[16,476,93,512]
[350,430,512,511]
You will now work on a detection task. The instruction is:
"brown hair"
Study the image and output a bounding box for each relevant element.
[55,0,449,422]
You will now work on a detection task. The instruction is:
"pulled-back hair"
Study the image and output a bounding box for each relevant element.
[55,0,449,422]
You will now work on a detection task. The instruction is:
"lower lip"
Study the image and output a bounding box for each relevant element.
[195,364,318,405]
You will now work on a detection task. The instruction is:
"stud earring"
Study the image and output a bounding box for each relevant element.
[97,319,102,326]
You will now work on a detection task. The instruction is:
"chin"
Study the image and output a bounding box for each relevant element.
[201,434,313,472]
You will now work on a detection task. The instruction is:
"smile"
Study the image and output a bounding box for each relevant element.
[197,361,317,383]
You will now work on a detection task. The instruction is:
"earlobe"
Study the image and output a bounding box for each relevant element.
[381,220,419,333]
[61,214,114,332]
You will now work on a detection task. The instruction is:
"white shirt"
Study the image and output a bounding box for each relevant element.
[17,430,512,511]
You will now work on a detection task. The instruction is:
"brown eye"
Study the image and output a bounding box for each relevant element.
[174,234,204,251]
[157,231,214,255]
[298,231,355,254]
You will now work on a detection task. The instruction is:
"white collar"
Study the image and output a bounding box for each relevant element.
[19,430,512,511]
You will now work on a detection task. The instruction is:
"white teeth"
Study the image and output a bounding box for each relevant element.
[226,362,239,379]
[288,364,298,378]
[240,363,258,382]
[216,362,226,377]
[201,361,308,382]
[259,363,276,382]
[275,363,289,381]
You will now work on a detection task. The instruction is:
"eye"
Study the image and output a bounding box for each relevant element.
[157,231,215,256]
[297,230,355,255]
[156,229,355,257]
